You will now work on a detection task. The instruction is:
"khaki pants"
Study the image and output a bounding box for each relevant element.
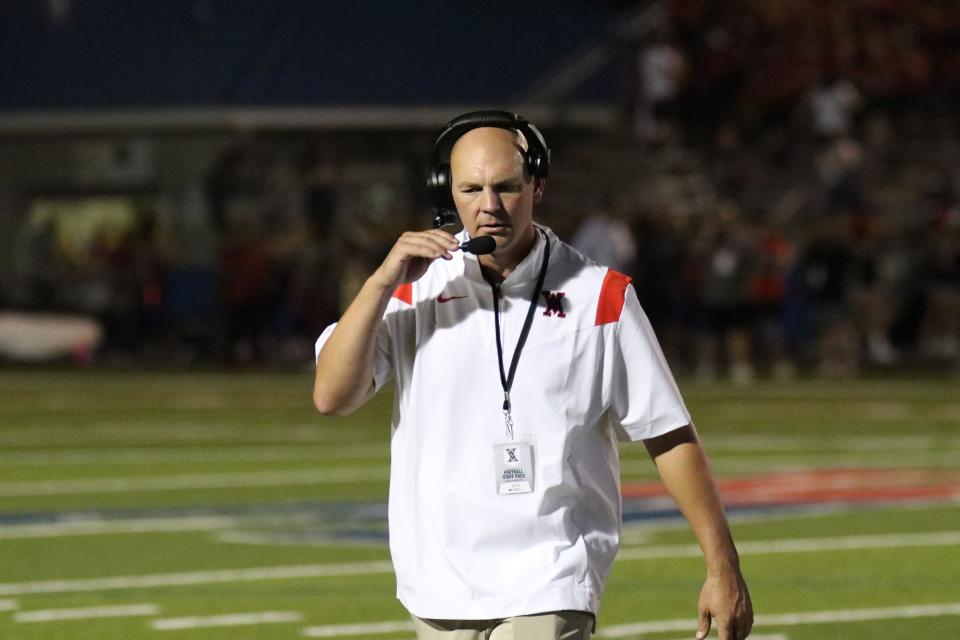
[412,611,594,640]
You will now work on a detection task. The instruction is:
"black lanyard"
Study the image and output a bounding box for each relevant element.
[492,229,550,437]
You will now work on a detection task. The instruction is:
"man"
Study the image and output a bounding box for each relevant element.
[314,112,753,640]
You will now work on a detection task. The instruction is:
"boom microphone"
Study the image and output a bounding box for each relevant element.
[458,236,496,255]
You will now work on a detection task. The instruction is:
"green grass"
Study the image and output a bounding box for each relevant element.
[0,371,958,639]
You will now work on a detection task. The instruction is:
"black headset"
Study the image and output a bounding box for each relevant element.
[427,110,551,228]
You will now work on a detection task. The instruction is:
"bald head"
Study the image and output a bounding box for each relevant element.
[450,127,530,183]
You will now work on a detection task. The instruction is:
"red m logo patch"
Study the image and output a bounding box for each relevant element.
[541,290,567,318]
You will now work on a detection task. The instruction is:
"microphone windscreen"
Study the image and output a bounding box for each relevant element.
[461,236,496,255]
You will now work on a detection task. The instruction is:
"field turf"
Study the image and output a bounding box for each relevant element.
[0,370,957,639]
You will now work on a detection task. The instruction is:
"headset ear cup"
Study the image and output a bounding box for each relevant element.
[526,151,548,179]
[527,152,540,179]
[428,163,455,209]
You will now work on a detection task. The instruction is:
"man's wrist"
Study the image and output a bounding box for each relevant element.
[365,272,397,295]
[705,552,741,577]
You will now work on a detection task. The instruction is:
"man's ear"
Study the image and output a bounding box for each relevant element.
[533,177,546,204]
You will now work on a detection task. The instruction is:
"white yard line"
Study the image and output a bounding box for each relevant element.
[152,611,302,630]
[0,444,388,467]
[617,530,960,561]
[302,620,416,637]
[598,602,960,637]
[0,599,17,611]
[0,423,351,447]
[0,516,238,540]
[14,603,159,623]
[0,560,395,596]
[0,466,389,497]
[214,530,385,548]
[1,531,955,596]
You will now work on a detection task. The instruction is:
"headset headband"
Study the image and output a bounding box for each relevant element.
[431,110,551,176]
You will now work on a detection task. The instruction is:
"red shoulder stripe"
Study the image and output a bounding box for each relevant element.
[595,269,632,325]
[392,283,413,305]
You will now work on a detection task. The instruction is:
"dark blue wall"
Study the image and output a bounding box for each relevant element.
[0,0,626,109]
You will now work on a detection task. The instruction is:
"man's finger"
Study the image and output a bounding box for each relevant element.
[695,609,711,640]
[715,617,735,640]
[421,228,459,245]
[397,235,456,259]
[419,231,458,251]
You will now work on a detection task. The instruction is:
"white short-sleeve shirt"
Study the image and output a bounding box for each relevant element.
[315,224,690,619]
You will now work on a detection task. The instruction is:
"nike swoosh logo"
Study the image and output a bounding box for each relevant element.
[436,294,468,303]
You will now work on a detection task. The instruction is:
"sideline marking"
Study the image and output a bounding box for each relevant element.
[302,620,416,637]
[0,467,389,497]
[0,599,17,611]
[0,560,395,596]
[1,531,957,595]
[618,530,960,561]
[598,602,960,637]
[152,611,302,630]
[14,603,159,623]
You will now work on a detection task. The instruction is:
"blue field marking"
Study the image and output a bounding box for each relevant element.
[0,501,390,544]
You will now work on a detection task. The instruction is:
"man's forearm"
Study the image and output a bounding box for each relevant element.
[313,228,459,416]
[313,275,393,415]
[646,427,740,573]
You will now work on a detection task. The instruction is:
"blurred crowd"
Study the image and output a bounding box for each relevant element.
[572,173,960,381]
[631,0,960,143]
[612,0,960,379]
[5,1,960,377]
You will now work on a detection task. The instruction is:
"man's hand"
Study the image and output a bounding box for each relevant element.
[696,569,753,640]
[314,228,458,416]
[370,229,459,290]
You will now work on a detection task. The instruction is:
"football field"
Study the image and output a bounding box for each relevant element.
[0,370,958,639]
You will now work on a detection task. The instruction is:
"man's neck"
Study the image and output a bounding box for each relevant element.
[478,226,537,283]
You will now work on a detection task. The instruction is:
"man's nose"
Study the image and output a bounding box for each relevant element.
[480,187,502,211]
